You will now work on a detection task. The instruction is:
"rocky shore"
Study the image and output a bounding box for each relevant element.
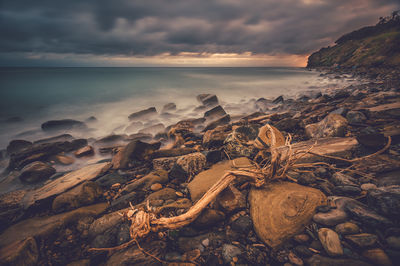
[0,69,399,266]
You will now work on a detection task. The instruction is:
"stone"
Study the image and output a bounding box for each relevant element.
[222,244,242,263]
[386,236,400,250]
[249,182,326,248]
[294,234,310,244]
[54,154,75,165]
[318,228,343,257]
[345,233,378,248]
[356,127,386,149]
[367,186,400,219]
[18,161,56,183]
[146,187,177,203]
[111,140,160,169]
[150,183,162,191]
[0,203,107,248]
[333,185,361,196]
[204,105,227,119]
[224,125,258,158]
[203,114,231,132]
[197,94,219,107]
[74,145,94,157]
[313,197,349,226]
[361,183,377,191]
[346,111,367,124]
[95,172,129,188]
[202,126,230,148]
[275,118,301,132]
[34,134,75,145]
[216,184,246,213]
[128,107,157,121]
[168,163,187,182]
[205,149,224,164]
[288,251,304,266]
[109,191,145,211]
[231,216,252,234]
[162,102,177,113]
[121,169,168,193]
[152,147,197,158]
[6,139,32,155]
[176,152,206,177]
[335,222,360,235]
[305,114,348,139]
[52,181,103,212]
[273,95,284,104]
[88,210,125,238]
[362,248,393,266]
[307,254,371,266]
[138,123,165,135]
[193,208,225,228]
[188,157,252,202]
[41,119,87,131]
[96,134,128,144]
[330,172,358,186]
[153,156,179,171]
[23,162,110,208]
[0,237,38,266]
[0,190,27,231]
[345,198,392,227]
[330,107,348,116]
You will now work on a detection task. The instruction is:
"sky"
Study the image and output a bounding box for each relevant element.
[0,0,399,67]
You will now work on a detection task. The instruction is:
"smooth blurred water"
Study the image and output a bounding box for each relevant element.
[0,67,353,148]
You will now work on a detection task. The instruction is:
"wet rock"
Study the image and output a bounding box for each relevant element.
[197,94,219,107]
[361,183,377,191]
[203,114,231,131]
[367,186,400,218]
[128,107,157,121]
[255,97,272,111]
[222,244,242,263]
[0,190,26,231]
[176,152,206,177]
[386,236,400,250]
[362,248,393,266]
[205,149,224,164]
[95,172,129,188]
[111,140,160,169]
[275,118,301,132]
[53,154,75,165]
[24,162,110,208]
[305,114,348,139]
[41,119,87,131]
[138,123,165,135]
[224,125,258,158]
[122,170,168,193]
[231,216,252,234]
[109,191,145,210]
[74,145,94,157]
[356,127,386,149]
[6,139,32,155]
[162,102,176,113]
[88,210,125,239]
[330,172,358,186]
[330,107,348,116]
[313,197,349,226]
[345,198,392,227]
[204,105,227,119]
[318,228,343,256]
[335,222,360,235]
[307,254,371,266]
[345,233,378,248]
[152,147,196,158]
[146,187,177,203]
[0,237,38,266]
[18,161,56,183]
[188,157,252,202]
[249,182,326,248]
[346,111,367,124]
[273,95,284,104]
[193,208,225,228]
[333,185,361,196]
[203,125,231,149]
[95,134,128,144]
[216,184,246,213]
[52,181,103,212]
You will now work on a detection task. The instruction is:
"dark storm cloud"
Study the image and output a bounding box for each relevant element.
[0,0,399,59]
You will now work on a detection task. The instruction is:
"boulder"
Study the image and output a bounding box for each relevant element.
[356,127,386,149]
[367,186,400,219]
[0,237,38,266]
[204,105,227,119]
[203,114,231,132]
[23,162,110,208]
[18,161,56,183]
[121,170,168,193]
[111,140,160,169]
[41,119,87,131]
[176,152,206,177]
[318,228,343,256]
[249,182,326,248]
[203,125,231,149]
[74,145,94,157]
[128,107,157,121]
[224,125,258,158]
[188,157,252,202]
[33,134,75,145]
[345,233,378,248]
[346,111,367,124]
[52,181,103,212]
[6,139,32,155]
[362,248,393,266]
[335,222,360,235]
[197,94,219,107]
[305,114,348,139]
[162,102,176,113]
[138,123,165,135]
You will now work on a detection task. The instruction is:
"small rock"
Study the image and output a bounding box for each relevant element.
[318,228,343,257]
[175,191,184,197]
[205,149,224,164]
[307,254,371,266]
[204,105,227,119]
[305,114,348,139]
[386,236,400,250]
[128,107,157,121]
[288,251,304,266]
[54,154,75,165]
[361,183,377,191]
[176,152,206,177]
[222,244,242,263]
[217,184,246,213]
[193,208,225,229]
[294,234,310,244]
[197,94,219,107]
[162,103,176,113]
[330,107,348,116]
[294,245,313,258]
[6,139,32,155]
[150,183,162,191]
[201,238,210,247]
[231,216,253,234]
[345,233,378,248]
[362,248,393,266]
[41,119,87,131]
[203,114,231,132]
[367,186,400,219]
[74,145,94,157]
[18,161,56,183]
[346,111,367,124]
[335,222,360,235]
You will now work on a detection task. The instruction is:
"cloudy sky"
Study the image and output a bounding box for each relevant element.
[0,0,399,67]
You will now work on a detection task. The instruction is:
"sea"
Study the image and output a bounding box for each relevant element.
[0,67,359,150]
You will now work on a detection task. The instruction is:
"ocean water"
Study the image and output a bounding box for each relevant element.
[0,67,356,149]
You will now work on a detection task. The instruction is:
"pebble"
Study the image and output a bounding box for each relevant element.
[150,183,163,191]
[294,245,314,258]
[362,248,393,266]
[288,251,304,266]
[175,191,184,197]
[293,234,310,244]
[222,244,242,263]
[201,238,210,247]
[318,228,343,256]
[361,183,377,191]
[345,233,378,248]
[386,236,400,250]
[335,222,360,235]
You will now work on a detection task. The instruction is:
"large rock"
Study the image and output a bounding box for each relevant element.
[249,182,326,248]
[138,123,165,135]
[128,107,157,121]
[0,203,107,248]
[74,145,94,157]
[121,170,168,193]
[0,237,38,266]
[224,125,258,158]
[18,161,56,183]
[162,102,176,113]
[188,157,252,202]
[204,105,227,119]
[216,184,246,213]
[6,139,32,155]
[111,140,160,169]
[0,190,27,231]
[305,114,348,139]
[203,114,231,132]
[176,152,206,177]
[367,186,400,219]
[197,94,219,107]
[318,228,343,256]
[23,162,110,208]
[52,181,103,212]
[41,119,87,131]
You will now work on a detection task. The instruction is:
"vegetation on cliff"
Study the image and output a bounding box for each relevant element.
[307,11,400,69]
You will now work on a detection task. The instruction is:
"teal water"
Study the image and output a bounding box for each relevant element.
[0,67,351,148]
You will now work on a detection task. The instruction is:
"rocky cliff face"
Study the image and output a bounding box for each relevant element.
[307,12,400,69]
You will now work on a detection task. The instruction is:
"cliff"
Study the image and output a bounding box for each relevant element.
[307,12,400,70]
